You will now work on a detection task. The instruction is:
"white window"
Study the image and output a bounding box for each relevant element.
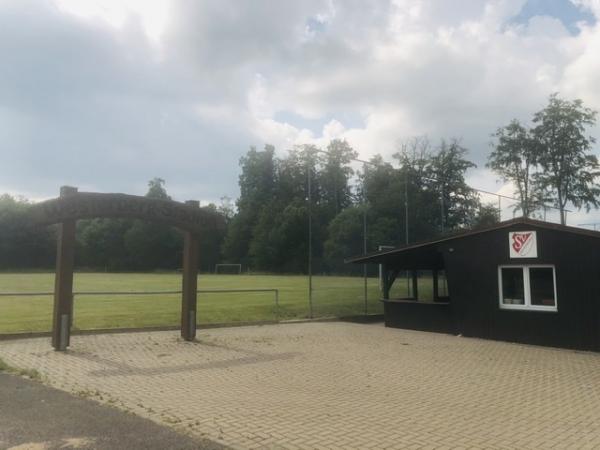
[498,265,557,312]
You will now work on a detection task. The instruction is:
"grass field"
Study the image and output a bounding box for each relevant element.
[0,273,396,334]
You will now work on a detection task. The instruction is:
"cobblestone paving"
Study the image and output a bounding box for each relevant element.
[1,322,600,449]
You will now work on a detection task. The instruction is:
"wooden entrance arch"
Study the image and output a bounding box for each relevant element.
[29,186,216,351]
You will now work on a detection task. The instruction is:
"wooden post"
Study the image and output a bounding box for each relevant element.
[412,270,419,300]
[181,200,199,341]
[52,186,77,351]
[382,266,400,300]
[432,269,439,301]
[382,264,390,300]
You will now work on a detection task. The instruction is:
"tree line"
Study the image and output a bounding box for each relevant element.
[0,93,597,273]
[222,138,498,274]
[488,93,599,224]
[0,178,227,272]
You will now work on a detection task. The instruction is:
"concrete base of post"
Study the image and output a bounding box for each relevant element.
[58,314,70,351]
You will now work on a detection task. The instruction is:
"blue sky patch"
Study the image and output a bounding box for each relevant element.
[274,110,364,135]
[306,16,328,35]
[511,0,596,34]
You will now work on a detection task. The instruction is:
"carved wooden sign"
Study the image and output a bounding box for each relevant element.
[33,186,212,350]
[28,191,220,232]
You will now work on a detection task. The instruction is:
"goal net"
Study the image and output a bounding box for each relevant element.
[214,263,242,274]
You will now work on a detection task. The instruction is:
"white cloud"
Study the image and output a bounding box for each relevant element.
[55,0,170,43]
[0,0,599,223]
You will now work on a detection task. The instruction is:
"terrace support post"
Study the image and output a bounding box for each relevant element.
[181,200,200,341]
[52,186,77,351]
[382,266,400,300]
[382,264,390,300]
[432,269,439,301]
[411,270,419,300]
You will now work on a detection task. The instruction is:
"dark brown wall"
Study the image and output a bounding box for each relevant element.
[383,301,456,334]
[439,224,600,351]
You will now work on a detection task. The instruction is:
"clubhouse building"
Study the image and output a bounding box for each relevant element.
[348,218,600,352]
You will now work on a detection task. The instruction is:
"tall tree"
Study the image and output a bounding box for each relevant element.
[323,206,366,274]
[319,140,357,218]
[123,178,181,270]
[532,93,599,224]
[249,199,309,273]
[361,154,407,246]
[426,139,479,229]
[250,144,321,272]
[277,144,320,205]
[0,195,55,269]
[488,120,539,217]
[393,137,440,241]
[217,196,235,223]
[393,137,479,235]
[77,218,132,271]
[474,203,500,228]
[222,145,277,265]
[146,177,170,199]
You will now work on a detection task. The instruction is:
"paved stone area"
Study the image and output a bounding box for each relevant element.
[1,322,600,449]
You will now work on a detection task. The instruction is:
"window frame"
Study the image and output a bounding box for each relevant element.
[498,265,558,312]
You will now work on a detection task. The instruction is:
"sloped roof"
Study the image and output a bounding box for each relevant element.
[346,217,600,264]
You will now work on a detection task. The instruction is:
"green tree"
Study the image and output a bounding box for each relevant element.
[0,195,55,269]
[193,203,228,272]
[249,199,309,273]
[393,137,479,237]
[128,179,181,270]
[488,120,539,217]
[323,206,366,274]
[77,219,132,270]
[426,139,479,229]
[532,93,599,224]
[361,154,412,246]
[319,140,357,219]
[217,196,235,223]
[222,145,277,266]
[474,203,500,228]
[146,177,170,199]
[247,145,319,272]
[357,153,426,247]
[277,144,320,205]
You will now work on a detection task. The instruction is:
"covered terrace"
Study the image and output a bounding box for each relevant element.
[347,239,456,334]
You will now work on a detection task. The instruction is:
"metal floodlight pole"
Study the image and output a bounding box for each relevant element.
[362,163,368,315]
[498,195,502,221]
[307,150,314,319]
[440,185,445,233]
[403,162,410,297]
[404,169,409,245]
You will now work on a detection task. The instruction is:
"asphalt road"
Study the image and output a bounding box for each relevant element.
[0,372,226,450]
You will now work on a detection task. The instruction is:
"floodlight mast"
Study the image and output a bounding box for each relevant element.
[307,149,314,319]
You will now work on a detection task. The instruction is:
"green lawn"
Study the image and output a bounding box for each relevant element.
[0,273,387,334]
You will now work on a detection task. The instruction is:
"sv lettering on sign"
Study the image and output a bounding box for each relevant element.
[512,232,532,254]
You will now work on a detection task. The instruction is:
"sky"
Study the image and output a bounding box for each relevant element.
[1,0,600,226]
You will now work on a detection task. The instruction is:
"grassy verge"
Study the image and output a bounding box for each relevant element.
[0,356,41,380]
[0,357,10,371]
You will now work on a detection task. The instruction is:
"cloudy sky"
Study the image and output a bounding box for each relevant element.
[1,0,600,225]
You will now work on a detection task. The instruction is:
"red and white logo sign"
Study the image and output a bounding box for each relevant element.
[509,231,537,258]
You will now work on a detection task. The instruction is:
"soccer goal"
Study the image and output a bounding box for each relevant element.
[214,263,242,274]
